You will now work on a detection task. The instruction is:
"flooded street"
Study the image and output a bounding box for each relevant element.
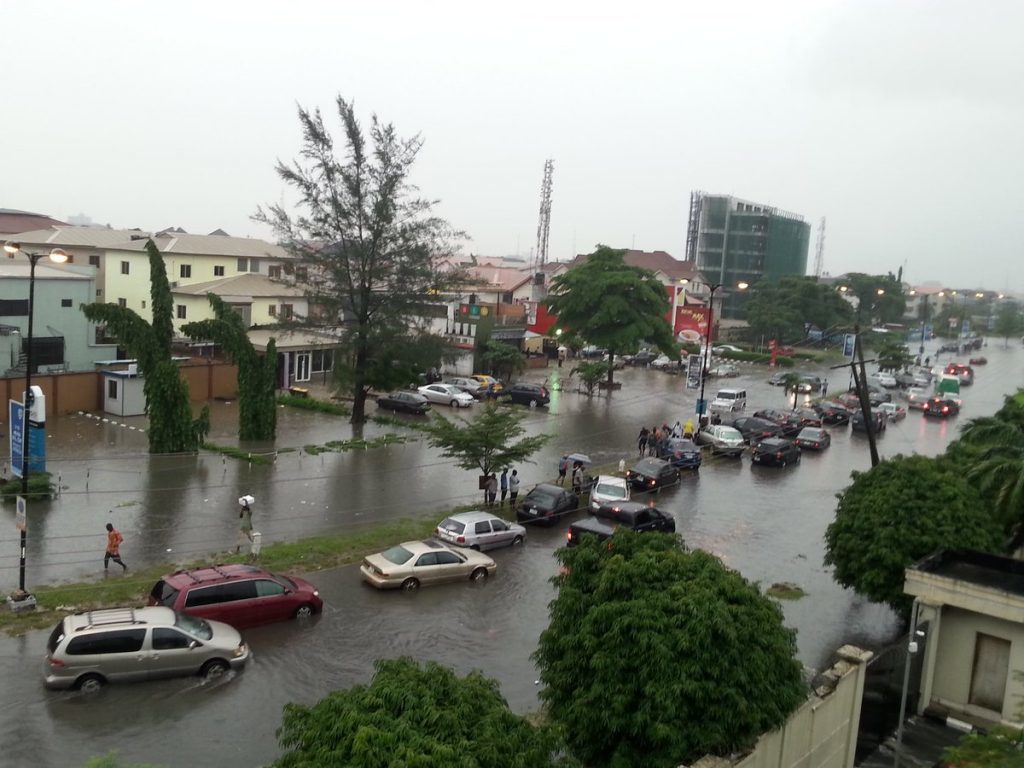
[1,343,1020,767]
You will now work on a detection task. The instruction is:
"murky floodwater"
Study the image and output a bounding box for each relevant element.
[0,343,1020,766]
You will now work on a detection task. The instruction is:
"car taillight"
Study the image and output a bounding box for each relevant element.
[457,536,465,543]
[814,442,820,448]
[942,406,949,413]
[648,479,656,486]
[567,531,574,542]
[47,657,65,668]
[776,452,783,459]
[540,388,548,396]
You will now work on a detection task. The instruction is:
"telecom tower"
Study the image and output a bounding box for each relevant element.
[534,159,554,272]
[813,216,826,277]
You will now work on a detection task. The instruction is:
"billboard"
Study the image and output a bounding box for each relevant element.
[686,355,702,390]
[674,306,710,341]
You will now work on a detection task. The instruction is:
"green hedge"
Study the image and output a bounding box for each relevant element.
[716,350,796,367]
[0,472,55,501]
[276,394,351,416]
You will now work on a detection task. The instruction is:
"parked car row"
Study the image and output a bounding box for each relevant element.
[375,376,551,416]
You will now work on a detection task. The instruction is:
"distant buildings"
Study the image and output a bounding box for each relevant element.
[685,192,811,317]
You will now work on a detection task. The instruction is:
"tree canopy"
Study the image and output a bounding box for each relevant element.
[423,401,550,481]
[992,301,1023,346]
[824,454,1003,613]
[480,339,525,383]
[255,95,464,423]
[744,276,854,343]
[839,273,906,325]
[182,293,277,440]
[875,337,915,371]
[534,532,805,768]
[272,658,571,768]
[544,245,675,385]
[81,240,209,453]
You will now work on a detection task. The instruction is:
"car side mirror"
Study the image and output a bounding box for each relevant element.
[189,640,201,650]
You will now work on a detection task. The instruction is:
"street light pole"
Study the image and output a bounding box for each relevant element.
[696,283,719,423]
[4,242,68,599]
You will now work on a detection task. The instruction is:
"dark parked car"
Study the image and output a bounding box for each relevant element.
[625,457,680,491]
[767,372,789,386]
[728,416,784,445]
[752,408,803,437]
[793,375,822,394]
[794,426,831,451]
[631,350,659,366]
[851,409,887,433]
[751,437,801,467]
[502,382,550,407]
[791,408,823,428]
[566,517,616,548]
[813,402,851,425]
[376,391,431,415]
[593,500,676,533]
[654,437,702,470]
[515,483,579,526]
[922,397,960,418]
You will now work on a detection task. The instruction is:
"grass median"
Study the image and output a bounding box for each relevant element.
[1,514,442,636]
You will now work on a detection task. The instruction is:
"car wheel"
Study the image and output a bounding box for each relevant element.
[529,398,538,407]
[201,659,230,680]
[470,544,481,551]
[401,577,420,591]
[294,603,315,619]
[471,567,488,582]
[450,399,459,408]
[512,534,524,546]
[76,673,106,693]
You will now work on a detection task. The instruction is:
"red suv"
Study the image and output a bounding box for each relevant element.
[148,564,323,628]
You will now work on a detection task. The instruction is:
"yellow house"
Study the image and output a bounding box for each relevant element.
[170,274,308,334]
[102,230,299,320]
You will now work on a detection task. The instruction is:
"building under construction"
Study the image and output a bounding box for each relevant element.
[685,192,811,318]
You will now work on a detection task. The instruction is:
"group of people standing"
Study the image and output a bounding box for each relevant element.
[484,468,520,507]
[556,455,587,494]
[637,415,714,456]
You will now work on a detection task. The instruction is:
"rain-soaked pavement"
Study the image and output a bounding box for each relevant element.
[1,342,1021,767]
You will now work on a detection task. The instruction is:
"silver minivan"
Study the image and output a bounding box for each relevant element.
[43,606,250,692]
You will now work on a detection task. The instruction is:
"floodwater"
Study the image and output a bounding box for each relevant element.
[0,342,1020,767]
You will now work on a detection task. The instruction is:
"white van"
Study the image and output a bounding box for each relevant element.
[710,388,747,413]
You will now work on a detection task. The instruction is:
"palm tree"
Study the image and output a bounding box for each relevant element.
[781,372,801,410]
[960,416,1024,546]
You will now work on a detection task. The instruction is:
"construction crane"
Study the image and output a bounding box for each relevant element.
[813,216,826,278]
[534,159,554,272]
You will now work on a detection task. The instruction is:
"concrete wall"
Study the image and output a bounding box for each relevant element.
[0,360,239,421]
[928,605,1024,722]
[687,646,872,768]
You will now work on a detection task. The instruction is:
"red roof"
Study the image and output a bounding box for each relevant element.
[569,249,704,284]
[0,208,68,236]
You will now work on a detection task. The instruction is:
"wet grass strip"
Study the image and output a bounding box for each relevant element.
[276,394,351,416]
[0,516,440,636]
[200,442,274,464]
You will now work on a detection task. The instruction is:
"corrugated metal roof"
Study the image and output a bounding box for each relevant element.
[110,231,291,259]
[0,263,91,280]
[247,328,343,352]
[171,273,305,298]
[5,225,147,248]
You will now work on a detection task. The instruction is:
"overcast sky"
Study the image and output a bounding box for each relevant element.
[3,1,1022,291]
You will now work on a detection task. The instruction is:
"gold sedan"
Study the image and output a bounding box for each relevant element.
[360,540,497,591]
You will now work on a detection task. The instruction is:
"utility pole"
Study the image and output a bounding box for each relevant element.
[831,325,880,467]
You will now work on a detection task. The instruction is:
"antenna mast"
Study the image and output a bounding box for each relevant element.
[534,159,554,271]
[813,216,826,277]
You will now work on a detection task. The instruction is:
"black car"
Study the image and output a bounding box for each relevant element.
[813,402,851,426]
[375,391,431,415]
[793,375,822,394]
[654,437,702,470]
[593,501,676,533]
[752,409,803,437]
[751,437,801,467]
[922,397,960,418]
[502,383,551,407]
[791,408,823,428]
[515,483,579,526]
[631,350,659,366]
[851,409,887,433]
[728,416,784,445]
[566,517,616,548]
[767,372,789,386]
[626,457,680,491]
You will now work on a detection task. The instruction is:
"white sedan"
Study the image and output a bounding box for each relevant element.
[417,384,475,408]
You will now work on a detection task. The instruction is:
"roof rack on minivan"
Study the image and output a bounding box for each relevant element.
[78,607,144,630]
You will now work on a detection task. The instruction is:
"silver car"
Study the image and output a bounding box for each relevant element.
[43,606,250,692]
[417,383,475,408]
[361,540,496,590]
[589,475,630,512]
[435,511,526,551]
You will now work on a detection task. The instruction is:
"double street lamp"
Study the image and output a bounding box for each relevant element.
[682,279,748,422]
[4,241,69,599]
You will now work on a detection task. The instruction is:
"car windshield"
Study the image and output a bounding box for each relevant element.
[718,427,742,440]
[175,612,213,641]
[380,545,414,564]
[594,482,627,499]
[800,429,823,439]
[438,518,465,534]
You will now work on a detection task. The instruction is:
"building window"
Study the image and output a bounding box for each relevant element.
[108,379,118,400]
[96,289,102,298]
[0,299,29,316]
[120,261,130,275]
[214,265,225,277]
[268,265,282,279]
[268,305,277,317]
[280,304,293,320]
[176,305,187,319]
[312,349,334,373]
[237,258,248,273]
[249,259,259,273]
[180,264,191,279]
[141,300,147,309]
[61,299,73,308]
[118,298,127,308]
[89,255,100,267]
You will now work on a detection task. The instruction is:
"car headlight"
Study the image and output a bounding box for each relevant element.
[234,643,247,658]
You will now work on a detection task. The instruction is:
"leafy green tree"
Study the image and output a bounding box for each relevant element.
[824,455,1003,613]
[535,533,805,768]
[743,283,804,342]
[841,273,906,325]
[993,301,1023,347]
[569,360,609,396]
[875,337,914,371]
[272,657,571,768]
[182,294,277,440]
[481,339,525,383]
[82,240,209,453]
[781,372,801,409]
[545,245,675,387]
[255,96,464,424]
[423,402,550,491]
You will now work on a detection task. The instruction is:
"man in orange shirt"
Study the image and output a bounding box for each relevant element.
[104,522,128,572]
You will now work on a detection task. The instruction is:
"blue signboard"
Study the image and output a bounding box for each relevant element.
[842,333,856,359]
[9,400,23,479]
